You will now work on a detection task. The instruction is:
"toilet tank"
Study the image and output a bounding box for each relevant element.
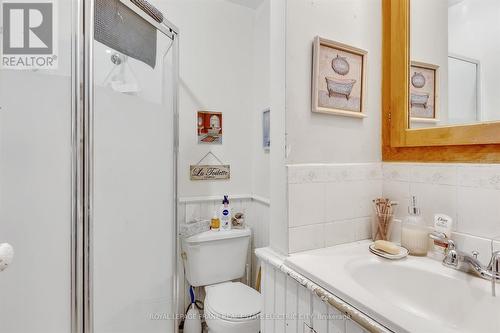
[182,228,251,287]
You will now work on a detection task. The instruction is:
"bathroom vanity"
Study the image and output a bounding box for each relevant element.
[257,241,500,333]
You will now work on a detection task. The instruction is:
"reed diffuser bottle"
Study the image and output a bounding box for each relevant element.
[401,196,428,256]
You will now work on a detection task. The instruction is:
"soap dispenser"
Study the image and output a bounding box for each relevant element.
[401,196,428,256]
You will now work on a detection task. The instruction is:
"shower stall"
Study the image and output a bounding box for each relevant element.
[0,0,179,332]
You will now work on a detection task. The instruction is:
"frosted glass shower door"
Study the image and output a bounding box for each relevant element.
[92,30,177,332]
[0,0,74,331]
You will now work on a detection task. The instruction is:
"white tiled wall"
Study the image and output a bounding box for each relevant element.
[287,162,500,259]
[383,162,500,263]
[287,163,382,253]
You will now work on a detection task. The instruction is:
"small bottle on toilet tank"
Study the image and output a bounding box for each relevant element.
[219,195,232,231]
[211,211,220,231]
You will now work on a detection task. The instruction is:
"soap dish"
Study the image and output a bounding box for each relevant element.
[369,243,408,260]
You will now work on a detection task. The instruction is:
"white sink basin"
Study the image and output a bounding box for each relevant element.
[285,241,500,333]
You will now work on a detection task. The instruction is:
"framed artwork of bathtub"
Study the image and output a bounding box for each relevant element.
[197,111,223,144]
[312,36,367,118]
[409,61,439,123]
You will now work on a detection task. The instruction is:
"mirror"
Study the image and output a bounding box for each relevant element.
[409,0,500,128]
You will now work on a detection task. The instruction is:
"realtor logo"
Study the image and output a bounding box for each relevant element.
[2,1,57,69]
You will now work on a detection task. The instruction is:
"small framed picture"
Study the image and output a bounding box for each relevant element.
[410,61,439,123]
[263,109,270,151]
[197,111,222,144]
[312,36,367,118]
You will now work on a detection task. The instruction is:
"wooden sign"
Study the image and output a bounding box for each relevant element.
[190,165,230,181]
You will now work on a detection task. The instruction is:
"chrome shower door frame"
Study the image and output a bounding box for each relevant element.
[72,0,84,333]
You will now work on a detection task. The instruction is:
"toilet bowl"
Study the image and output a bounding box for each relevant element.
[204,282,260,333]
[182,228,261,332]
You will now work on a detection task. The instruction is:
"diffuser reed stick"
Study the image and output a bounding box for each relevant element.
[372,198,398,241]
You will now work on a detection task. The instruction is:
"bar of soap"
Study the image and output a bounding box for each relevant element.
[373,240,400,255]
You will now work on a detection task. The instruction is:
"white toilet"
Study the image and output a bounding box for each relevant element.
[182,228,261,333]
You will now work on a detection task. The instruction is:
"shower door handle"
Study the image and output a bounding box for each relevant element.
[0,243,14,272]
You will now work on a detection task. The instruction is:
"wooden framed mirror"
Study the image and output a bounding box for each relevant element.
[382,0,500,162]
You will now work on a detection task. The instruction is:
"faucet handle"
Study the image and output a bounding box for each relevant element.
[488,251,500,297]
[488,251,500,271]
[443,249,459,268]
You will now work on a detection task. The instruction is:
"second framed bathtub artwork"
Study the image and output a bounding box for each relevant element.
[312,36,367,118]
[409,61,439,123]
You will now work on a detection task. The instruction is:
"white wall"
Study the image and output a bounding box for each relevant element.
[285,0,382,164]
[252,1,271,199]
[155,0,267,199]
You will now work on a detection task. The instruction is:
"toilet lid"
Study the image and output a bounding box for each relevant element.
[206,282,261,319]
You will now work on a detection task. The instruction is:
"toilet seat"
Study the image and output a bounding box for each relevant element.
[204,282,261,321]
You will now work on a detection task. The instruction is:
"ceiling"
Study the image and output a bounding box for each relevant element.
[225,0,265,10]
[448,0,465,7]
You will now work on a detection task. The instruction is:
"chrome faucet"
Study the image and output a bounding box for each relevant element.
[429,232,500,296]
